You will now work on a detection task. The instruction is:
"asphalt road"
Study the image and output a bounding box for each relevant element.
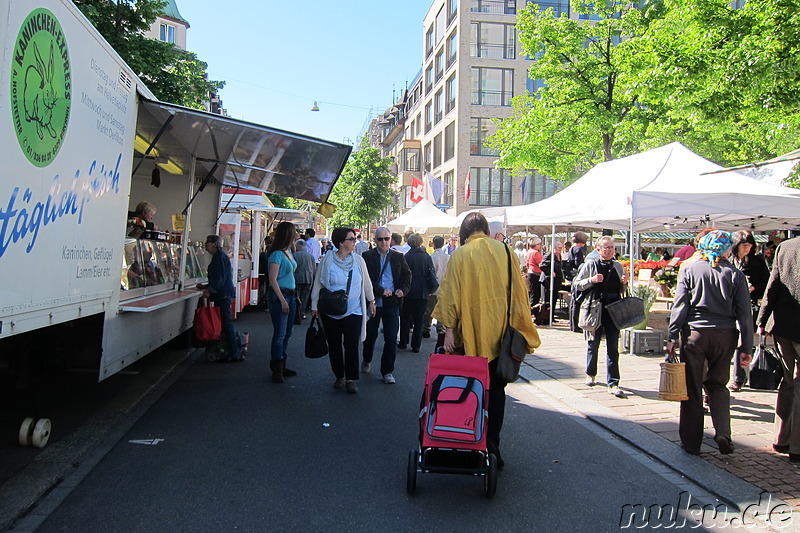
[15,309,726,532]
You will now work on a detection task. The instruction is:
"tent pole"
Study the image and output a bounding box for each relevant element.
[548,223,555,328]
[629,214,635,286]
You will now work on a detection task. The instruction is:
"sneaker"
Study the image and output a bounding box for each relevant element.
[333,378,345,389]
[609,385,625,398]
[728,383,742,392]
[714,435,735,455]
[585,375,596,386]
[383,373,396,384]
[345,380,358,394]
[361,361,371,373]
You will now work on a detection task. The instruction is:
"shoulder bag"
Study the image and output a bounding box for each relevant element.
[498,245,528,382]
[318,269,352,316]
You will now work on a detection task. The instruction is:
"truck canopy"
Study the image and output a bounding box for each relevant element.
[135,97,352,205]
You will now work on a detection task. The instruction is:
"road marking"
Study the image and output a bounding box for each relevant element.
[128,439,164,446]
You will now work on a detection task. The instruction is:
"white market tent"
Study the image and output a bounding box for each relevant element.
[503,142,800,232]
[386,198,458,235]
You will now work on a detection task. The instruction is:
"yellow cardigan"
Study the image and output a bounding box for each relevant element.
[433,234,540,360]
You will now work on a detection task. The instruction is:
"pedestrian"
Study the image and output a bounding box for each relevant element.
[444,234,458,255]
[513,241,527,274]
[266,222,299,383]
[196,235,242,362]
[526,237,544,307]
[311,227,375,394]
[399,234,438,353]
[666,230,753,456]
[756,237,800,463]
[293,238,314,322]
[433,213,540,468]
[362,227,412,384]
[304,228,321,263]
[354,233,369,256]
[729,230,770,391]
[422,236,450,340]
[540,240,565,307]
[573,236,628,397]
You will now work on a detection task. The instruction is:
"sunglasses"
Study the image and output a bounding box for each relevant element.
[343,237,356,242]
[376,237,390,242]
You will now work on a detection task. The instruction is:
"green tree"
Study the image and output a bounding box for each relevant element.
[488,1,656,183]
[73,0,223,109]
[326,138,395,228]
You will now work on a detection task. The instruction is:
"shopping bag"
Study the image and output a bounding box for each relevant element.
[606,297,645,330]
[579,298,602,332]
[749,341,782,390]
[193,298,221,345]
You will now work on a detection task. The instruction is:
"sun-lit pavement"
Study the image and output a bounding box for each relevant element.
[528,301,799,509]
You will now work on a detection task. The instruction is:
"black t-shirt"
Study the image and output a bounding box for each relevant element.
[594,260,621,304]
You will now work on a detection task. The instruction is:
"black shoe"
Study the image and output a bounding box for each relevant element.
[487,440,505,469]
[790,454,800,464]
[397,344,407,350]
[714,435,735,455]
[411,348,420,353]
[774,444,790,454]
[422,331,431,338]
[682,445,700,456]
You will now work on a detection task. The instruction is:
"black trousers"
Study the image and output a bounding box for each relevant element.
[399,298,428,351]
[488,358,508,445]
[321,313,362,381]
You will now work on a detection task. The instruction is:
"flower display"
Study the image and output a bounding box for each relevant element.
[653,267,678,287]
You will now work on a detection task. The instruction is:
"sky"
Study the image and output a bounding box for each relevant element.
[179,0,434,146]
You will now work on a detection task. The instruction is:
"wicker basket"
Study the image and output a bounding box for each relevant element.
[659,361,688,401]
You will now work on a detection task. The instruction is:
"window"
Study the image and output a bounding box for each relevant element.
[522,172,559,203]
[442,170,454,206]
[402,147,421,172]
[159,23,175,44]
[445,74,457,113]
[470,118,499,156]
[425,63,434,94]
[469,167,512,206]
[448,0,458,24]
[470,22,515,59]
[447,31,458,67]
[435,6,446,43]
[471,67,514,106]
[415,113,421,137]
[434,89,444,124]
[424,142,432,172]
[435,49,445,82]
[536,0,570,16]
[426,25,435,57]
[433,134,442,168]
[470,0,515,14]
[444,123,455,161]
[425,102,433,133]
[526,77,546,96]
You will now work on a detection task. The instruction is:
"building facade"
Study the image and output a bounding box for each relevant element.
[144,0,189,51]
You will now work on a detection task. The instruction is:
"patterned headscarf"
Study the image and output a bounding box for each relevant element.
[697,230,733,268]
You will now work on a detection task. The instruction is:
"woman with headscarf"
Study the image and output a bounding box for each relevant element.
[729,230,771,391]
[311,227,375,393]
[666,230,754,456]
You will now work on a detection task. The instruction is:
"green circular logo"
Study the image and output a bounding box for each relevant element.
[10,8,71,167]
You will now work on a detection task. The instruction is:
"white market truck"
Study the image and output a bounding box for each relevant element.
[0,0,350,404]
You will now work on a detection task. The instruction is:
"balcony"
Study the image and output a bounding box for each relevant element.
[470,43,515,60]
[470,0,515,15]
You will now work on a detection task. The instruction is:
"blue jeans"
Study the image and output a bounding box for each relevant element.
[215,297,240,361]
[586,308,621,387]
[267,290,296,362]
[363,305,400,375]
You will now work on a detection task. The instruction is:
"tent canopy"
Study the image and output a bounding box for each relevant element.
[503,143,800,232]
[386,198,458,235]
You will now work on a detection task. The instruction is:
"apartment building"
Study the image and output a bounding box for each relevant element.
[373,0,567,220]
[143,0,189,51]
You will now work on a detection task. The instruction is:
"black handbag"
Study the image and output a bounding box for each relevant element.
[498,245,527,382]
[318,270,352,316]
[606,296,646,330]
[305,316,328,359]
[748,339,782,390]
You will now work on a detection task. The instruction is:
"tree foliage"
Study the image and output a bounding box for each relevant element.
[489,0,800,184]
[326,138,395,228]
[73,0,224,109]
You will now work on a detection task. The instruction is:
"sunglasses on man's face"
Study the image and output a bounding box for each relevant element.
[376,237,390,242]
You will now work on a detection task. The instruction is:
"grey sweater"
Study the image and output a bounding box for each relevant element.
[668,258,753,354]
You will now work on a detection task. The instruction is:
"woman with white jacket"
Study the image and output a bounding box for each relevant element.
[311,227,375,393]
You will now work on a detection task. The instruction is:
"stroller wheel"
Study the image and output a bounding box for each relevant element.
[485,453,497,498]
[406,449,418,494]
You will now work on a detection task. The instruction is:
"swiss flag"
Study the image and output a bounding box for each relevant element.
[410,176,425,203]
[464,169,471,203]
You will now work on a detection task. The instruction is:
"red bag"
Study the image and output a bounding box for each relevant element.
[194,298,222,344]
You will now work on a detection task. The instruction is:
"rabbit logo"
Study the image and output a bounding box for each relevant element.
[10,8,71,168]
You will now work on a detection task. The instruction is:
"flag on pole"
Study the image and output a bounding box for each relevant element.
[520,174,528,202]
[464,169,471,203]
[410,176,425,203]
[424,171,444,205]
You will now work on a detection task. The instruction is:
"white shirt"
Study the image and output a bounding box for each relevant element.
[430,248,450,295]
[392,244,410,255]
[305,237,322,262]
[354,240,369,256]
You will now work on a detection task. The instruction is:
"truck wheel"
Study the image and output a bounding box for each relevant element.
[18,417,35,446]
[31,418,52,448]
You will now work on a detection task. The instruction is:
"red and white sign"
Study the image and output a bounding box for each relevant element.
[464,170,471,203]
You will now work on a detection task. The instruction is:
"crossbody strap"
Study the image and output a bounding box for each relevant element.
[345,268,353,295]
[504,244,513,329]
